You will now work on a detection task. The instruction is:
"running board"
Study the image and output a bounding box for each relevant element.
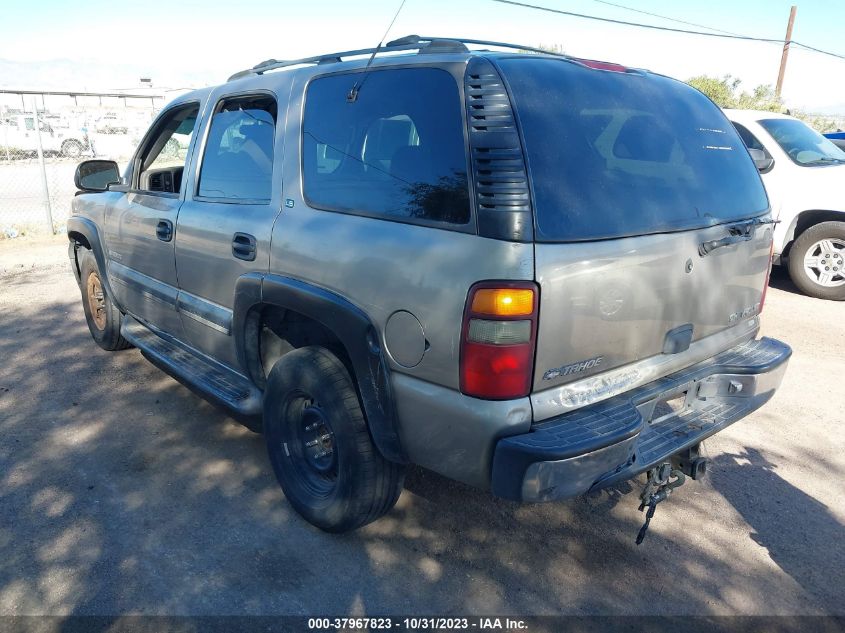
[121,316,263,430]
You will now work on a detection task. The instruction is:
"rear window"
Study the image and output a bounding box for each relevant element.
[497,58,769,242]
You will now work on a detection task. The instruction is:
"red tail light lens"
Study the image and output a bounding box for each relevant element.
[460,282,539,400]
[573,58,629,73]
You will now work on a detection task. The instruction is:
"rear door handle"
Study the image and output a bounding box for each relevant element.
[156,219,173,242]
[232,232,257,261]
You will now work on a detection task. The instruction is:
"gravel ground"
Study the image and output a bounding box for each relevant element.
[0,234,843,617]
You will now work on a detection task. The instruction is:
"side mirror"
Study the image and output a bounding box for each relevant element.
[748,148,775,173]
[75,160,120,192]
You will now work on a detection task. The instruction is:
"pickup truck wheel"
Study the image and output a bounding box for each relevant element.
[61,139,83,159]
[78,249,132,350]
[263,346,404,533]
[788,221,845,300]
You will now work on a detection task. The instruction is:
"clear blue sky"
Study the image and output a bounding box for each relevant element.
[1,0,842,111]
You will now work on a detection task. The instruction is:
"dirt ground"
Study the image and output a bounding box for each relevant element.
[0,234,843,617]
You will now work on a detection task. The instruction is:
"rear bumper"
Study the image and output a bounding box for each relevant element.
[491,337,791,502]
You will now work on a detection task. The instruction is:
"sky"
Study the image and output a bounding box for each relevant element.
[0,0,843,113]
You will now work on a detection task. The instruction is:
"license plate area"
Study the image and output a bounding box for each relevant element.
[637,384,694,425]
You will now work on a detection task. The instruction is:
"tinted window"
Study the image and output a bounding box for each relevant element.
[303,68,470,225]
[758,118,845,166]
[198,95,277,201]
[498,58,769,242]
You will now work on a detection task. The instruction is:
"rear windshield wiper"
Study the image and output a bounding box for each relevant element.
[699,217,778,256]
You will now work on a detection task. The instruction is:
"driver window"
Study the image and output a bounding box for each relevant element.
[137,103,199,194]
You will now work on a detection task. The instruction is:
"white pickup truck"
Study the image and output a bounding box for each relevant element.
[726,109,845,300]
[1,114,92,159]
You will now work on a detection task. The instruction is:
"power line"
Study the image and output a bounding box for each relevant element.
[490,0,845,61]
[587,0,742,36]
[490,0,782,43]
[793,41,845,61]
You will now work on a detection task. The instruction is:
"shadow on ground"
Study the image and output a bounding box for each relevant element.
[768,265,802,296]
[0,268,842,618]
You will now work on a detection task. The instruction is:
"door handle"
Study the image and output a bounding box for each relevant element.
[156,219,173,242]
[232,232,257,261]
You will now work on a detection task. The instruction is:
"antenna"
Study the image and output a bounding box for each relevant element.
[347,0,408,103]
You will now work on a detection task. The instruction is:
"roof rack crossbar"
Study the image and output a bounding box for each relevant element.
[227,35,566,82]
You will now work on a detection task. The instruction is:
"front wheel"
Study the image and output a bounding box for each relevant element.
[263,346,405,533]
[787,221,845,300]
[78,248,132,350]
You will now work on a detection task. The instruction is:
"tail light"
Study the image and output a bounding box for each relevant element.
[760,237,775,313]
[460,282,539,400]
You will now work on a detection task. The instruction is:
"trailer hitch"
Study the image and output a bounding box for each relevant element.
[635,463,686,545]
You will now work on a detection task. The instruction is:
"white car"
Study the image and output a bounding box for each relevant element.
[725,109,845,300]
[0,114,91,158]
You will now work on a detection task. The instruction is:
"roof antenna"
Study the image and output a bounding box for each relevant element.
[347,0,408,103]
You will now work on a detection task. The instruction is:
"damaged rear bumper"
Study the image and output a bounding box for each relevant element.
[491,337,791,502]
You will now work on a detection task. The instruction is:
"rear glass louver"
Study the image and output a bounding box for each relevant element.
[464,57,533,242]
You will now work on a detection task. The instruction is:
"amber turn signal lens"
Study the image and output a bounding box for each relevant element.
[470,288,535,316]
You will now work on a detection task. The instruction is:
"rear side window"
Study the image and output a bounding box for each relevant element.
[302,67,470,226]
[198,94,277,201]
[498,58,769,242]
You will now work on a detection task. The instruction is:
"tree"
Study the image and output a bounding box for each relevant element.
[686,74,782,111]
[686,74,839,132]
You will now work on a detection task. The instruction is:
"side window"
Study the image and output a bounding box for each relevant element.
[197,94,277,201]
[733,122,772,158]
[137,103,199,194]
[24,118,35,131]
[302,67,470,225]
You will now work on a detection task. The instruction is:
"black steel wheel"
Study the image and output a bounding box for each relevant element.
[263,346,404,533]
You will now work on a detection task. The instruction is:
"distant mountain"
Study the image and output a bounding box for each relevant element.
[811,103,845,116]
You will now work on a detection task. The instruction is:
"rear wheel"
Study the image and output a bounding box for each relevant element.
[78,248,132,350]
[788,221,845,300]
[263,346,404,533]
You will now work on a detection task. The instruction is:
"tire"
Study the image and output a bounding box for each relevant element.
[77,248,132,350]
[61,139,82,159]
[263,346,405,533]
[787,221,845,300]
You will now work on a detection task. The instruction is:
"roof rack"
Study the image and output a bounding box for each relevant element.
[226,35,567,82]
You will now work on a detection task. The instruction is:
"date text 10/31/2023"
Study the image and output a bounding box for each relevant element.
[307,617,529,630]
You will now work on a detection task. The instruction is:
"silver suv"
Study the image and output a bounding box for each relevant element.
[67,36,791,535]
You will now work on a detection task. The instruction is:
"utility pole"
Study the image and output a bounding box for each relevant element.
[776,5,798,97]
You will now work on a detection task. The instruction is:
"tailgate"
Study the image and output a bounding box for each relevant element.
[533,222,772,394]
[494,56,773,408]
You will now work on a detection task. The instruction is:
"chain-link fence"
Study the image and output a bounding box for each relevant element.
[1,90,167,238]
